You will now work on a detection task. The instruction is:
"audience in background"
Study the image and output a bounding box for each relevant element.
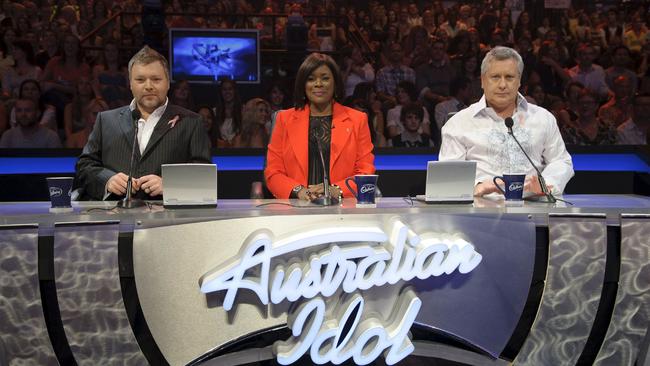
[234,97,271,148]
[342,45,375,98]
[567,43,611,101]
[605,45,638,94]
[10,79,56,131]
[599,75,634,128]
[385,80,431,138]
[1,40,41,99]
[434,76,471,132]
[34,29,60,70]
[375,42,415,104]
[170,80,196,113]
[562,89,617,145]
[617,93,650,145]
[348,82,386,147]
[0,0,649,149]
[0,98,61,148]
[92,41,129,109]
[266,83,290,113]
[212,78,242,148]
[64,76,107,148]
[0,101,6,136]
[389,102,434,147]
[197,105,216,139]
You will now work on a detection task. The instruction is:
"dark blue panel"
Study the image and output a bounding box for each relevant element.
[571,154,650,172]
[211,156,265,170]
[0,154,649,174]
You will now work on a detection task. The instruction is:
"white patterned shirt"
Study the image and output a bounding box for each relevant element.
[439,94,574,194]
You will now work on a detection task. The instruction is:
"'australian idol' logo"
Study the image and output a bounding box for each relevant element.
[199,219,483,365]
[360,184,375,194]
[509,182,524,192]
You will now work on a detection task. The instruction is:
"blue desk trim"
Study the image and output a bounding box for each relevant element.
[0,154,649,174]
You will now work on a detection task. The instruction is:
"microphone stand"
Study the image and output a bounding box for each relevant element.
[117,111,145,208]
[311,137,337,206]
[505,121,557,203]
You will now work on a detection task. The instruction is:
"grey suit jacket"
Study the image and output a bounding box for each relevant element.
[75,104,211,200]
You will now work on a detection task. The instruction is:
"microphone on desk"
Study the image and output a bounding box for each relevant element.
[504,117,556,203]
[310,123,337,206]
[117,109,145,208]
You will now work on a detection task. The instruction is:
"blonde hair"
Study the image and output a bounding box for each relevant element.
[242,98,271,127]
[239,98,271,147]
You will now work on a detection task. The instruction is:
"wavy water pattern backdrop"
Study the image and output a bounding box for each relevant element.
[0,226,57,365]
[515,216,607,365]
[54,223,147,365]
[595,217,650,365]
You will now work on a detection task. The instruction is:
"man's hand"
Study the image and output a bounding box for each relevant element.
[474,180,501,197]
[107,173,139,196]
[137,175,163,196]
[524,175,554,196]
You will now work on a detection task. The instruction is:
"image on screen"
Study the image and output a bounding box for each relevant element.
[170,29,260,84]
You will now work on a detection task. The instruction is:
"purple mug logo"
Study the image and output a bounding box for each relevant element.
[508,182,524,192]
[49,187,63,198]
[493,174,526,201]
[360,184,375,194]
[345,175,379,205]
[46,177,74,208]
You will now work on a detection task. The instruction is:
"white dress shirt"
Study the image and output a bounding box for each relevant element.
[130,98,169,154]
[439,94,574,195]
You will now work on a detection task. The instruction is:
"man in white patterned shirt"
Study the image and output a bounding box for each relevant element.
[439,46,574,197]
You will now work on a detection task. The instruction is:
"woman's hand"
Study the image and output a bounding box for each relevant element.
[297,186,313,201]
[304,184,342,201]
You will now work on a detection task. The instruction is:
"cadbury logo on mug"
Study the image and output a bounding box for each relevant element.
[359,184,375,194]
[345,175,378,207]
[493,173,526,201]
[508,182,524,192]
[46,177,74,211]
[49,187,64,198]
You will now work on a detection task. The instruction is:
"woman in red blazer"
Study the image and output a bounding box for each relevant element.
[265,53,375,200]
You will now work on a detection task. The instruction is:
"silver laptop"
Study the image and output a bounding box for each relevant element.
[162,163,218,208]
[416,161,477,204]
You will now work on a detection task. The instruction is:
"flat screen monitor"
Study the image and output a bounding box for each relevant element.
[169,28,260,84]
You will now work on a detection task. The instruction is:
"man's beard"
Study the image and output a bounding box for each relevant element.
[138,96,163,110]
[18,119,39,128]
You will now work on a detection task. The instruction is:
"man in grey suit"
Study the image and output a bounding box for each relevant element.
[76,46,211,200]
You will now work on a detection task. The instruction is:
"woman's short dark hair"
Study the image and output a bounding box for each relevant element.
[293,52,344,109]
[397,80,417,102]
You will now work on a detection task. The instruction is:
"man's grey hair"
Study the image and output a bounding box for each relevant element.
[480,46,524,76]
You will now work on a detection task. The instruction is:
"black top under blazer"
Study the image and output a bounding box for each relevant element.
[75,104,212,200]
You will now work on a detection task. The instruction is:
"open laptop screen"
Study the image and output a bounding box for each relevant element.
[162,163,218,208]
[416,160,476,203]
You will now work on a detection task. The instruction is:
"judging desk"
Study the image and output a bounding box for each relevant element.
[0,196,649,366]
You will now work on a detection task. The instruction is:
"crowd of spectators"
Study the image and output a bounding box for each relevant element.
[0,0,648,149]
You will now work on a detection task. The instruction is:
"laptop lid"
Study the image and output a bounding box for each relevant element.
[418,160,476,203]
[162,163,218,207]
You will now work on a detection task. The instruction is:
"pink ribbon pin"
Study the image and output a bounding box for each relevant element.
[168,115,180,128]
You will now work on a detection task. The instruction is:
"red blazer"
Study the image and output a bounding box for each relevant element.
[265,102,375,198]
